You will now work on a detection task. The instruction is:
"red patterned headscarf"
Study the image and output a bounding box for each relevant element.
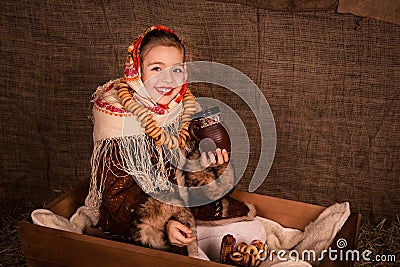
[123,25,188,115]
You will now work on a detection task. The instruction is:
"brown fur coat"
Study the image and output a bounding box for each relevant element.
[95,147,255,256]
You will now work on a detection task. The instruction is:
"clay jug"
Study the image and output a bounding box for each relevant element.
[188,107,231,152]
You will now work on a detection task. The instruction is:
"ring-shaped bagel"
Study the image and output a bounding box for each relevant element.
[117,82,129,89]
[123,99,134,109]
[170,135,179,149]
[243,253,251,265]
[179,136,186,148]
[145,124,157,134]
[182,107,198,113]
[148,127,163,139]
[155,138,163,147]
[120,95,132,106]
[163,132,171,146]
[137,109,149,122]
[128,102,142,114]
[183,99,196,106]
[117,90,130,99]
[142,119,156,129]
[250,240,264,251]
[249,254,258,267]
[245,245,259,255]
[237,242,247,253]
[229,252,243,262]
[132,105,144,116]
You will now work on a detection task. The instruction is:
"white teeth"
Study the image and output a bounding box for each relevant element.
[157,87,172,93]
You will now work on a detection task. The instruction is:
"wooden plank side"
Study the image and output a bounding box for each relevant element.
[231,190,326,229]
[25,258,66,267]
[45,179,89,218]
[17,221,228,267]
[19,181,361,267]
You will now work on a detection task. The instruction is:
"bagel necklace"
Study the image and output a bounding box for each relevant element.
[116,80,198,149]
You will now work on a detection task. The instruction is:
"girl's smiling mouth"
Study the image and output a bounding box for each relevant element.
[155,86,174,96]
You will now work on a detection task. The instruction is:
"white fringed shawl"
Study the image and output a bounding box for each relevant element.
[85,79,188,224]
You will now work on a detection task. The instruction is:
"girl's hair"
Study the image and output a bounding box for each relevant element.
[139,29,185,69]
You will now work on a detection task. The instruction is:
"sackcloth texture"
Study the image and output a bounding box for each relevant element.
[338,0,400,26]
[1,0,399,220]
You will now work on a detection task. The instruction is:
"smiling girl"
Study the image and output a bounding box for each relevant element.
[83,26,259,260]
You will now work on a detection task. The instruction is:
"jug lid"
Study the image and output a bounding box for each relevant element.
[191,106,220,119]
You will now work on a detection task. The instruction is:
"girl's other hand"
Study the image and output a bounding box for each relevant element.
[199,148,229,168]
[208,148,229,166]
[166,220,196,247]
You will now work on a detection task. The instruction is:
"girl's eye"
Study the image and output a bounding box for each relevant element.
[151,67,162,71]
[173,67,184,73]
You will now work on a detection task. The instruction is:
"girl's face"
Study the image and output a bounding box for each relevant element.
[141,45,185,106]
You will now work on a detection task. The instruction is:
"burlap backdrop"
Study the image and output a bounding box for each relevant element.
[1,0,399,219]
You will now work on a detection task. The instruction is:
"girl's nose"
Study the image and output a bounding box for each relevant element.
[161,68,174,83]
